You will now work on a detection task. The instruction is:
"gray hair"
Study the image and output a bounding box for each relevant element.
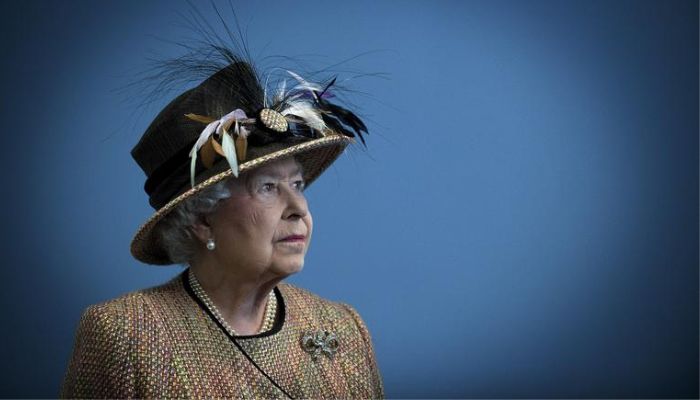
[156,179,233,265]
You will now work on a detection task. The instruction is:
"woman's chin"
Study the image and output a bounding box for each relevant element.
[270,257,305,278]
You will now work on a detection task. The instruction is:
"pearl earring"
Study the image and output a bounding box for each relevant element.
[206,238,216,251]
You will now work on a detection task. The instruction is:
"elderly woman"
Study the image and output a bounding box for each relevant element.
[60,51,383,398]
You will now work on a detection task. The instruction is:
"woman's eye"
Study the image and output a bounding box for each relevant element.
[260,182,276,193]
[293,179,306,191]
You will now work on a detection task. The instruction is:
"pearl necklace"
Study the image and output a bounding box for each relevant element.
[188,270,277,336]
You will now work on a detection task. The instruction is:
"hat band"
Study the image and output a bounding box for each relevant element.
[144,140,204,210]
[147,163,193,210]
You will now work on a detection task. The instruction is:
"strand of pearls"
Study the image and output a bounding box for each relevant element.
[189,270,277,336]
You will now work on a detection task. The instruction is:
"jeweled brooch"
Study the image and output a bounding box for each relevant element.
[301,330,339,360]
[259,108,289,133]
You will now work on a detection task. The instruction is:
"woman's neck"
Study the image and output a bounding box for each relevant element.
[189,260,281,336]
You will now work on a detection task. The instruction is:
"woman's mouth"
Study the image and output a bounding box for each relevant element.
[279,235,306,242]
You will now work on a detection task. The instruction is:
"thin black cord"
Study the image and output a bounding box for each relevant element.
[182,271,295,399]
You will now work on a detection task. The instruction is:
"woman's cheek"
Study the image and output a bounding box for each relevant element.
[248,207,274,229]
[303,214,313,254]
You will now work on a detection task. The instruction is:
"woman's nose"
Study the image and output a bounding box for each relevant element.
[282,185,308,220]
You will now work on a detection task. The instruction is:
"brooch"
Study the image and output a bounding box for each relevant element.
[301,330,339,360]
[259,108,289,133]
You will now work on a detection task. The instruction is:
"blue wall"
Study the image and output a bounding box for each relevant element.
[1,0,697,397]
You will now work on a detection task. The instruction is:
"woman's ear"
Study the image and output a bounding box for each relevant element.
[190,214,213,245]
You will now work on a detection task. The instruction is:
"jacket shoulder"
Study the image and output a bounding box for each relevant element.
[60,274,184,398]
[278,282,351,317]
[82,273,183,320]
[277,283,371,335]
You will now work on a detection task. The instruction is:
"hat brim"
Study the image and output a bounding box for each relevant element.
[130,134,352,265]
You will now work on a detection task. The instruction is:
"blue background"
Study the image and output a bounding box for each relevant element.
[1,0,697,398]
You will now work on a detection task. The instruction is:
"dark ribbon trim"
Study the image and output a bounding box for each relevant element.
[144,140,198,209]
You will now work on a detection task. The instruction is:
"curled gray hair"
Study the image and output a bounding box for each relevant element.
[156,179,233,265]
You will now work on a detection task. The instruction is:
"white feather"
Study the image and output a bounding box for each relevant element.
[273,79,287,104]
[281,100,327,131]
[189,153,198,188]
[221,128,239,178]
[263,72,273,108]
[189,121,219,187]
[286,70,322,93]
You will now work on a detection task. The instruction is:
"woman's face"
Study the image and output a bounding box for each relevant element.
[203,157,313,279]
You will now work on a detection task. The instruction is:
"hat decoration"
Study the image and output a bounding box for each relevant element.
[184,71,368,188]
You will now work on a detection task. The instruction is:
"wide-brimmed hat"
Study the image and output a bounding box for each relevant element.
[130,59,367,265]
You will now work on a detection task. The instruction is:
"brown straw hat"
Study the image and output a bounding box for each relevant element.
[130,59,367,265]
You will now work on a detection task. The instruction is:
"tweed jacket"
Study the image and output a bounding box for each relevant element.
[60,271,383,399]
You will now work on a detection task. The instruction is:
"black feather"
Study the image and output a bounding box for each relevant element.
[287,119,317,139]
[324,101,368,133]
[320,113,356,140]
[318,77,337,99]
[314,96,368,146]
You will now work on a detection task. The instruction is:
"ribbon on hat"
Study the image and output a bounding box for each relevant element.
[186,109,251,187]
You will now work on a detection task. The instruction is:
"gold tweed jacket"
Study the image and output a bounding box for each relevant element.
[60,271,384,399]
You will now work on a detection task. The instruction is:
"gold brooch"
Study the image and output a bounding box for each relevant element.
[259,108,289,133]
[301,330,339,360]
